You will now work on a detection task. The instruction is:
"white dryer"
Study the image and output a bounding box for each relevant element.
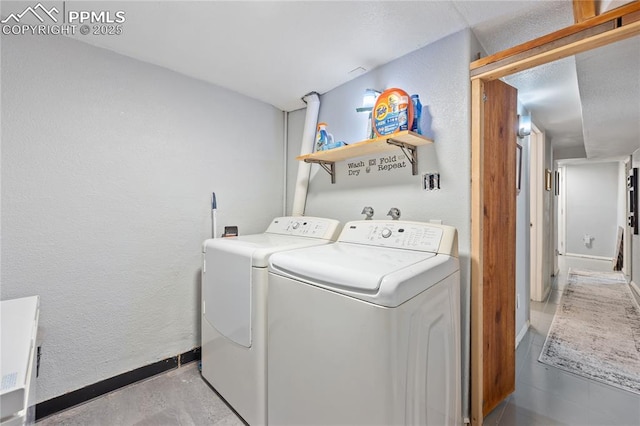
[201,216,340,426]
[267,220,462,426]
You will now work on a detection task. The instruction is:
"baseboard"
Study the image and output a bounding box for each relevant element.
[516,320,530,348]
[630,281,640,305]
[179,346,201,365]
[542,284,552,303]
[565,253,613,261]
[36,347,201,420]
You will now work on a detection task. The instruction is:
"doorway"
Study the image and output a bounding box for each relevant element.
[528,124,550,303]
[469,5,640,424]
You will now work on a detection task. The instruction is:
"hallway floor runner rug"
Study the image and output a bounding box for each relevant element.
[538,268,640,395]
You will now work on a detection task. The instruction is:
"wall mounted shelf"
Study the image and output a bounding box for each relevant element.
[296,130,433,183]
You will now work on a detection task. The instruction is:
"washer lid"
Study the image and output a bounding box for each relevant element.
[270,243,459,306]
[203,233,333,267]
[269,242,435,292]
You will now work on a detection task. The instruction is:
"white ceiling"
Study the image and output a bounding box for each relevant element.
[67,0,571,112]
[10,0,639,159]
[576,36,640,158]
[472,0,639,158]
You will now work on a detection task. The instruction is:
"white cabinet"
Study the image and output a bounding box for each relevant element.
[1,296,40,426]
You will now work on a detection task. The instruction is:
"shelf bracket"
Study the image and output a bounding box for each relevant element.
[305,159,336,184]
[386,138,419,175]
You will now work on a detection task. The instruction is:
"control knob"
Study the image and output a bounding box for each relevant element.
[381,228,392,238]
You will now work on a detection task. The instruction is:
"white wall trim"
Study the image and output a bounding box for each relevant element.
[621,159,631,276]
[530,125,546,302]
[516,320,530,348]
[558,165,567,255]
[564,252,613,261]
[630,281,639,296]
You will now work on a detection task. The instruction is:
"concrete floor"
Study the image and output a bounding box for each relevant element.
[36,362,244,426]
[484,255,640,425]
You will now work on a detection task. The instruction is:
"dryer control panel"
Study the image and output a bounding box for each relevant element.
[338,220,458,256]
[266,217,341,240]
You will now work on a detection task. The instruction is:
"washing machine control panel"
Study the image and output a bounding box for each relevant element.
[266,217,340,239]
[339,221,444,252]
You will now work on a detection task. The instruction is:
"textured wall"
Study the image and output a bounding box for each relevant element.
[565,162,620,257]
[286,29,473,417]
[303,29,471,265]
[1,35,284,402]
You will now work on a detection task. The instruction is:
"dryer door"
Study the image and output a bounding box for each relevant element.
[204,247,252,348]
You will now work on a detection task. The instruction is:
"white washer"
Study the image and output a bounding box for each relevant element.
[267,220,461,426]
[201,216,340,426]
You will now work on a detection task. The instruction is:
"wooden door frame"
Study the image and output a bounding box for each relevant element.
[469,3,640,425]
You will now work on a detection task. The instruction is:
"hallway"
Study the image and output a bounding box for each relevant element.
[485,255,640,425]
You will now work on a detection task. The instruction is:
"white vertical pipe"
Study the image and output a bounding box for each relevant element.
[282,111,288,216]
[291,92,320,216]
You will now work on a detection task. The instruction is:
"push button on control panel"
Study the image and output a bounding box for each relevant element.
[269,218,336,238]
[341,221,444,252]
